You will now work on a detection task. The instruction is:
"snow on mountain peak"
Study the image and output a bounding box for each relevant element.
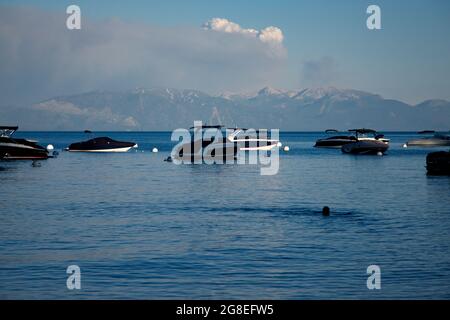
[257,86,285,96]
[291,87,378,102]
[219,86,370,101]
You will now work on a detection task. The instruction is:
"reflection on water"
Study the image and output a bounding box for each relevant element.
[0,132,450,299]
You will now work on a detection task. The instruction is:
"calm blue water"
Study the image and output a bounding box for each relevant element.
[1,132,450,299]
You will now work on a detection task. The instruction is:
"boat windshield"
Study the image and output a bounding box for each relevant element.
[349,128,378,138]
[0,126,18,137]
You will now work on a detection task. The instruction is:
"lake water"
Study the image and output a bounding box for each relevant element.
[1,132,450,299]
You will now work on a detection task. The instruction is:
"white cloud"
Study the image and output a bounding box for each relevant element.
[259,26,284,44]
[203,18,284,45]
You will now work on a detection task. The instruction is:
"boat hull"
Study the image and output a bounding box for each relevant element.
[172,141,238,163]
[341,140,389,155]
[238,141,279,151]
[0,142,49,160]
[314,138,357,148]
[67,137,137,153]
[68,146,135,153]
[314,133,361,148]
[426,151,450,175]
[407,138,450,147]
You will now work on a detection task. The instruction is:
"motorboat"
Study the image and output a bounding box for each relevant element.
[406,132,450,147]
[66,136,138,152]
[171,125,282,163]
[426,150,450,175]
[173,136,238,163]
[314,129,358,148]
[226,128,281,151]
[0,126,49,160]
[315,128,389,148]
[172,125,237,163]
[341,128,389,155]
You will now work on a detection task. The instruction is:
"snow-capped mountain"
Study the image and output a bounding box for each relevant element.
[1,87,449,130]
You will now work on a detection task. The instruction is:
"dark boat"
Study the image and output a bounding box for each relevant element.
[341,129,389,155]
[0,126,49,160]
[341,140,389,155]
[426,151,450,175]
[173,125,237,163]
[171,124,282,163]
[173,136,238,163]
[67,137,138,152]
[314,129,357,148]
[315,128,389,149]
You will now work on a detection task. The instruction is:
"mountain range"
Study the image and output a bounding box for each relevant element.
[1,87,449,131]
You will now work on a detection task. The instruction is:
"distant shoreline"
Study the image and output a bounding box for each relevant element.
[14,130,448,133]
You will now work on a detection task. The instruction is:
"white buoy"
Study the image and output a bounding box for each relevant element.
[377,151,383,156]
[403,144,408,148]
[46,144,54,151]
[277,142,282,147]
[283,146,290,152]
[152,147,159,153]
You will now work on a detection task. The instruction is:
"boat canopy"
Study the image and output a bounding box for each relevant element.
[0,126,19,131]
[189,125,224,130]
[349,128,377,134]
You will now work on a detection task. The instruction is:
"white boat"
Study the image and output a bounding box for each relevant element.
[227,128,281,151]
[407,131,450,147]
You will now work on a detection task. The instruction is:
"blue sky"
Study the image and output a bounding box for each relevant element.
[1,0,449,103]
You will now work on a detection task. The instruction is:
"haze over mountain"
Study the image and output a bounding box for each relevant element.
[1,87,449,131]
